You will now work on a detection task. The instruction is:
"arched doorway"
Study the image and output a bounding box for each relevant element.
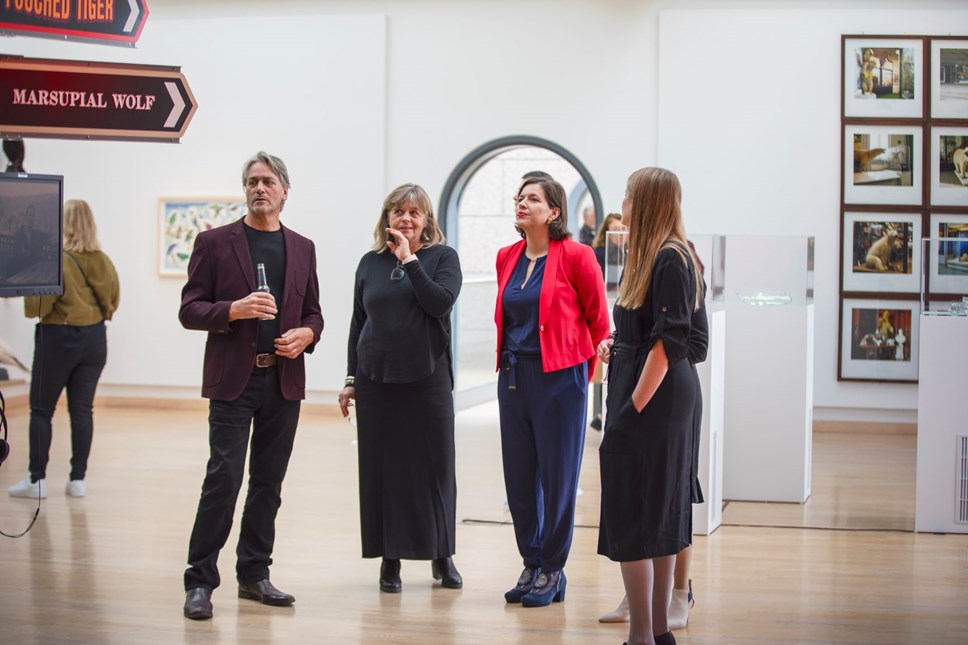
[439,136,603,410]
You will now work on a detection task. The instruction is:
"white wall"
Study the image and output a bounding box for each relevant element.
[658,7,968,420]
[1,0,965,418]
[0,10,387,401]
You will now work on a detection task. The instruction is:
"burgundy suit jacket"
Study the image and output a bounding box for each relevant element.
[494,238,610,377]
[179,218,324,401]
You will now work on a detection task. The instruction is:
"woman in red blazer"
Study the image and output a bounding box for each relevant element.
[494,175,610,607]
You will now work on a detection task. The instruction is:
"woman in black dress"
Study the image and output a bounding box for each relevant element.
[338,184,463,593]
[597,167,706,645]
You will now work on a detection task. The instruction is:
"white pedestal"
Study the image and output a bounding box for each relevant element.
[723,304,814,503]
[915,314,968,534]
[694,308,725,535]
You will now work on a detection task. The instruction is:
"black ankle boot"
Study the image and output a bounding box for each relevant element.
[431,557,463,589]
[379,558,401,593]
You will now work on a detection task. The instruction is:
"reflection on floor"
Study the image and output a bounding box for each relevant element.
[0,399,964,645]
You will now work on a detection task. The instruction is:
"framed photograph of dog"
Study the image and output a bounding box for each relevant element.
[927,213,968,295]
[843,37,924,119]
[844,124,923,206]
[930,39,968,120]
[839,297,919,382]
[930,127,968,206]
[842,212,922,294]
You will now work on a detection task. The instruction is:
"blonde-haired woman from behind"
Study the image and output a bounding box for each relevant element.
[9,199,120,500]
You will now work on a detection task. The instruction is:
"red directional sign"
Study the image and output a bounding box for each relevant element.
[0,55,197,143]
[0,0,149,46]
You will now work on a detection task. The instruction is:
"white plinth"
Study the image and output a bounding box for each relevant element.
[723,304,814,503]
[915,314,968,534]
[694,308,725,535]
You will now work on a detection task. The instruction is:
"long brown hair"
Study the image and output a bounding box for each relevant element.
[592,213,623,249]
[617,167,702,311]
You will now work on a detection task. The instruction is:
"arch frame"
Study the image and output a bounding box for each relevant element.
[437,135,603,410]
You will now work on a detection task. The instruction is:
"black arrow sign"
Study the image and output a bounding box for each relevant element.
[0,0,149,46]
[0,56,197,143]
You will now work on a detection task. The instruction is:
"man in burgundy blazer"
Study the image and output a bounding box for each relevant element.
[180,152,323,621]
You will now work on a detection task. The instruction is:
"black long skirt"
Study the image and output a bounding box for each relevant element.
[355,355,456,560]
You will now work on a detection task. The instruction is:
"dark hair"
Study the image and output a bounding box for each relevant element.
[3,139,25,172]
[521,170,552,181]
[515,177,571,240]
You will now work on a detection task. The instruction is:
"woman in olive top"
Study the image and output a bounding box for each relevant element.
[8,199,120,500]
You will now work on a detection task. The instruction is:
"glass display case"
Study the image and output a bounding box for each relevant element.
[603,229,628,309]
[605,232,726,304]
[921,237,968,316]
[723,235,814,307]
[916,244,968,533]
[689,234,726,303]
[720,235,815,503]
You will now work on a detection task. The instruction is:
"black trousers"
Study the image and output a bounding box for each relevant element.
[28,322,107,482]
[184,366,300,591]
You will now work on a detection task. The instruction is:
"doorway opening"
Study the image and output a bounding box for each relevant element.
[439,136,602,410]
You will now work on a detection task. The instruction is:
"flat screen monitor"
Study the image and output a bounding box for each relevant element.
[0,172,64,298]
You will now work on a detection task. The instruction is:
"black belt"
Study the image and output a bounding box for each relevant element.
[255,353,277,368]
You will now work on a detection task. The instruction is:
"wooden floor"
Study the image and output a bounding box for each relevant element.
[1,400,966,645]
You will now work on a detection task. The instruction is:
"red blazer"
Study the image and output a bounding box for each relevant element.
[494,238,610,376]
[179,218,324,401]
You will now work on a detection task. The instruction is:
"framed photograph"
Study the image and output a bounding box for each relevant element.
[927,213,968,295]
[842,212,922,293]
[930,39,968,119]
[844,124,922,205]
[929,127,968,206]
[839,297,919,382]
[158,197,245,276]
[844,37,923,118]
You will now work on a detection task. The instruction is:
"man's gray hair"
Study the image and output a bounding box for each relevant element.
[241,151,291,191]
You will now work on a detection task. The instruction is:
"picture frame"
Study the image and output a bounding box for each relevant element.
[839,297,919,382]
[158,197,245,276]
[844,124,922,206]
[843,37,924,119]
[929,126,968,206]
[930,39,968,120]
[927,213,968,295]
[841,211,922,293]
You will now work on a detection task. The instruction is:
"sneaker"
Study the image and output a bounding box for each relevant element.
[65,480,86,498]
[8,478,47,499]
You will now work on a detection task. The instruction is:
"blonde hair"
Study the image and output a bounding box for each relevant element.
[63,199,101,253]
[371,183,445,251]
[617,168,702,311]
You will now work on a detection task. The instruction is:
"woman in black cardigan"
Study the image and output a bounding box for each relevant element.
[338,184,463,593]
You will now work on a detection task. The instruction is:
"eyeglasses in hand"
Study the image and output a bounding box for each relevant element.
[390,261,405,281]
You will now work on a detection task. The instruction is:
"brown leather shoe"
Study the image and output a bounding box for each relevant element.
[184,587,213,620]
[238,579,295,606]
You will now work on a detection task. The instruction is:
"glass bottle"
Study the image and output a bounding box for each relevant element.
[256,263,270,293]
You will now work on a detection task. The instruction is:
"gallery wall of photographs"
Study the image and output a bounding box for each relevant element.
[840,35,968,383]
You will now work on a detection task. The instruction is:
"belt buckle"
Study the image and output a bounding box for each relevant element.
[255,353,274,368]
